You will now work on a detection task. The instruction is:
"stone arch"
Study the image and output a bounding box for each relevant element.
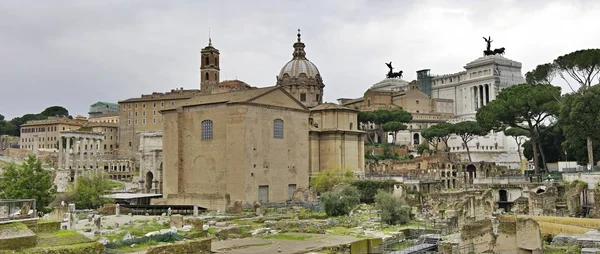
[536,188,546,194]
[145,171,154,193]
[413,133,420,145]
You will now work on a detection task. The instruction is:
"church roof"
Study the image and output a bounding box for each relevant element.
[162,86,307,112]
[310,103,357,112]
[218,79,251,88]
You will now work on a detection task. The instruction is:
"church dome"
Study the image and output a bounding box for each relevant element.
[279,59,320,79]
[277,30,321,79]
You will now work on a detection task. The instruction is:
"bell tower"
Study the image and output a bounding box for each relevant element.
[200,38,220,93]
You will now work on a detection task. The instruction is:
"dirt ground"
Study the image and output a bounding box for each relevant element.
[211,233,361,254]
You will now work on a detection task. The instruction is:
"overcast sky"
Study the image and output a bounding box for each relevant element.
[1,0,599,119]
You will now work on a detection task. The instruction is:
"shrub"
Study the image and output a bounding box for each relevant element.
[351,179,397,203]
[321,185,360,216]
[310,168,356,194]
[70,171,114,209]
[375,190,410,225]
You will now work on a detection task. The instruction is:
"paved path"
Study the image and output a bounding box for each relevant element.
[212,233,361,254]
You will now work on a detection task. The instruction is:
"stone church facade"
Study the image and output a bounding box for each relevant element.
[147,33,364,210]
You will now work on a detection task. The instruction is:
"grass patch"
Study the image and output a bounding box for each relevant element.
[109,181,125,189]
[37,230,93,247]
[207,228,217,235]
[265,233,313,241]
[543,244,581,254]
[114,240,161,252]
[391,240,415,251]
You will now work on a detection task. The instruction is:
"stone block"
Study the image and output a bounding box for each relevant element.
[183,217,204,229]
[170,214,184,228]
[0,223,37,250]
[147,238,212,254]
[582,248,600,254]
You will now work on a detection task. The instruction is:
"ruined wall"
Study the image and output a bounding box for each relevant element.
[460,219,495,253]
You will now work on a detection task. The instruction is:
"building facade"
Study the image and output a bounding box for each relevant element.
[430,54,526,168]
[340,79,454,148]
[308,104,365,174]
[19,117,87,152]
[154,87,310,210]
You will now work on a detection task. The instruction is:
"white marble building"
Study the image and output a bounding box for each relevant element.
[430,55,526,168]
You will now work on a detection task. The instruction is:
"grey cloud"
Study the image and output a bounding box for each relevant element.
[0,0,599,119]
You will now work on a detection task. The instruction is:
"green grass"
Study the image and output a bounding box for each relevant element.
[109,181,125,189]
[391,241,415,250]
[114,240,161,252]
[37,230,93,247]
[207,228,218,235]
[543,244,581,254]
[265,233,313,241]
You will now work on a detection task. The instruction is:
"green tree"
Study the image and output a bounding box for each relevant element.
[525,63,557,85]
[476,83,560,175]
[383,121,407,151]
[416,143,430,155]
[351,179,397,204]
[309,168,355,194]
[504,127,530,164]
[358,109,412,145]
[71,171,114,209]
[0,155,57,213]
[421,122,454,153]
[40,106,69,118]
[560,85,600,169]
[374,190,410,226]
[321,185,360,216]
[554,49,600,169]
[451,121,488,162]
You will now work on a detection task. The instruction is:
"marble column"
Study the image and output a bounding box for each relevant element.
[65,137,71,169]
[479,85,484,107]
[78,138,84,170]
[58,137,63,169]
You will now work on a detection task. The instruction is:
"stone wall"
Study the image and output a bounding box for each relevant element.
[146,238,211,254]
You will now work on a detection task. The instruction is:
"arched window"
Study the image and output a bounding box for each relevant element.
[205,72,209,81]
[215,57,218,66]
[202,120,213,140]
[205,56,209,65]
[273,119,284,139]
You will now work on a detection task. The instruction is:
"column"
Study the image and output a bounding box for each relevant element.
[485,84,490,104]
[473,86,478,111]
[479,85,484,107]
[58,136,63,169]
[94,138,99,170]
[65,137,71,169]
[78,138,84,170]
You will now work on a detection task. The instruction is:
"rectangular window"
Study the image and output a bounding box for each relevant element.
[153,111,156,116]
[300,93,306,102]
[153,118,156,124]
[273,119,284,139]
[135,112,138,117]
[153,103,156,108]
[202,120,213,140]
[135,103,138,108]
[142,103,146,108]
[135,119,138,125]
[161,102,164,108]
[142,119,146,124]
[416,100,419,104]
[128,119,131,125]
[171,101,175,106]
